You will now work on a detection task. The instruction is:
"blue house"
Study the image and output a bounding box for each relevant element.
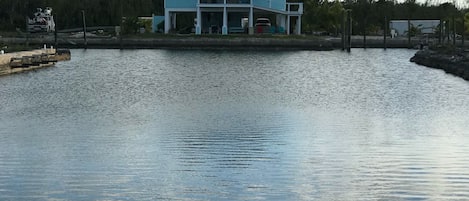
[164,0,303,35]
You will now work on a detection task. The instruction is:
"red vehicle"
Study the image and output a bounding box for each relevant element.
[255,18,271,33]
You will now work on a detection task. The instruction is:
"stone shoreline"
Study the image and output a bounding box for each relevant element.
[411,48,469,81]
[0,48,70,76]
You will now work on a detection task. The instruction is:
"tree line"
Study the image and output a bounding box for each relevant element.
[301,0,465,35]
[0,0,466,35]
[0,0,163,31]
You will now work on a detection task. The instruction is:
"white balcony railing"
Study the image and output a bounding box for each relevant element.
[197,0,302,14]
[199,0,251,4]
[286,2,303,14]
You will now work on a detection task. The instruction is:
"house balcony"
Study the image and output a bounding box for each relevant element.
[197,0,302,15]
[199,0,251,4]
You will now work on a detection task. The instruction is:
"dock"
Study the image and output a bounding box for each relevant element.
[0,47,70,76]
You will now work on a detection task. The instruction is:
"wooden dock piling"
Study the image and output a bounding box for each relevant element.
[384,16,387,50]
[407,19,411,48]
[452,16,456,46]
[342,10,346,51]
[346,10,352,52]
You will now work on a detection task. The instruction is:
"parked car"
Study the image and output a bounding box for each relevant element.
[255,18,271,33]
[255,18,271,27]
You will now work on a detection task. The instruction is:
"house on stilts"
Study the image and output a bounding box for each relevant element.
[164,0,303,35]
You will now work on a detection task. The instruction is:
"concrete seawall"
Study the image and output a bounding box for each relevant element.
[0,36,437,50]
[1,37,333,50]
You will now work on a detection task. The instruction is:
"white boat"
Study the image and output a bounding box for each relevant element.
[27,7,55,33]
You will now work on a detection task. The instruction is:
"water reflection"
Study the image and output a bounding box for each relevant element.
[0,49,468,200]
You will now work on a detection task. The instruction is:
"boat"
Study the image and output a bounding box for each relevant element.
[27,7,55,33]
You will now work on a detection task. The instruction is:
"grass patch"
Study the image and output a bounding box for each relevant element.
[429,44,459,54]
[122,33,321,40]
[0,31,23,38]
[0,43,36,53]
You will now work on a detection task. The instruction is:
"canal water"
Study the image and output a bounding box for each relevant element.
[1,49,469,200]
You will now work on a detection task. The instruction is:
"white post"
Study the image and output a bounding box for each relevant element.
[248,6,254,35]
[172,13,177,29]
[222,6,228,35]
[196,7,202,35]
[287,15,290,35]
[164,10,170,33]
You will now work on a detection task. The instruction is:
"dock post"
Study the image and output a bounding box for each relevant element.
[82,10,87,49]
[26,32,30,47]
[363,18,366,49]
[345,10,348,51]
[439,19,442,44]
[453,16,456,46]
[407,19,411,48]
[347,10,352,52]
[463,16,465,47]
[384,16,387,50]
[342,10,345,51]
[120,17,124,49]
[447,20,450,44]
[120,0,124,49]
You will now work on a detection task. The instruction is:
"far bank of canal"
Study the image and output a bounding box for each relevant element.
[0,35,443,50]
[2,35,468,81]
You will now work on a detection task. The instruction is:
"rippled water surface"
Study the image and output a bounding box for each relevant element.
[1,49,469,200]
